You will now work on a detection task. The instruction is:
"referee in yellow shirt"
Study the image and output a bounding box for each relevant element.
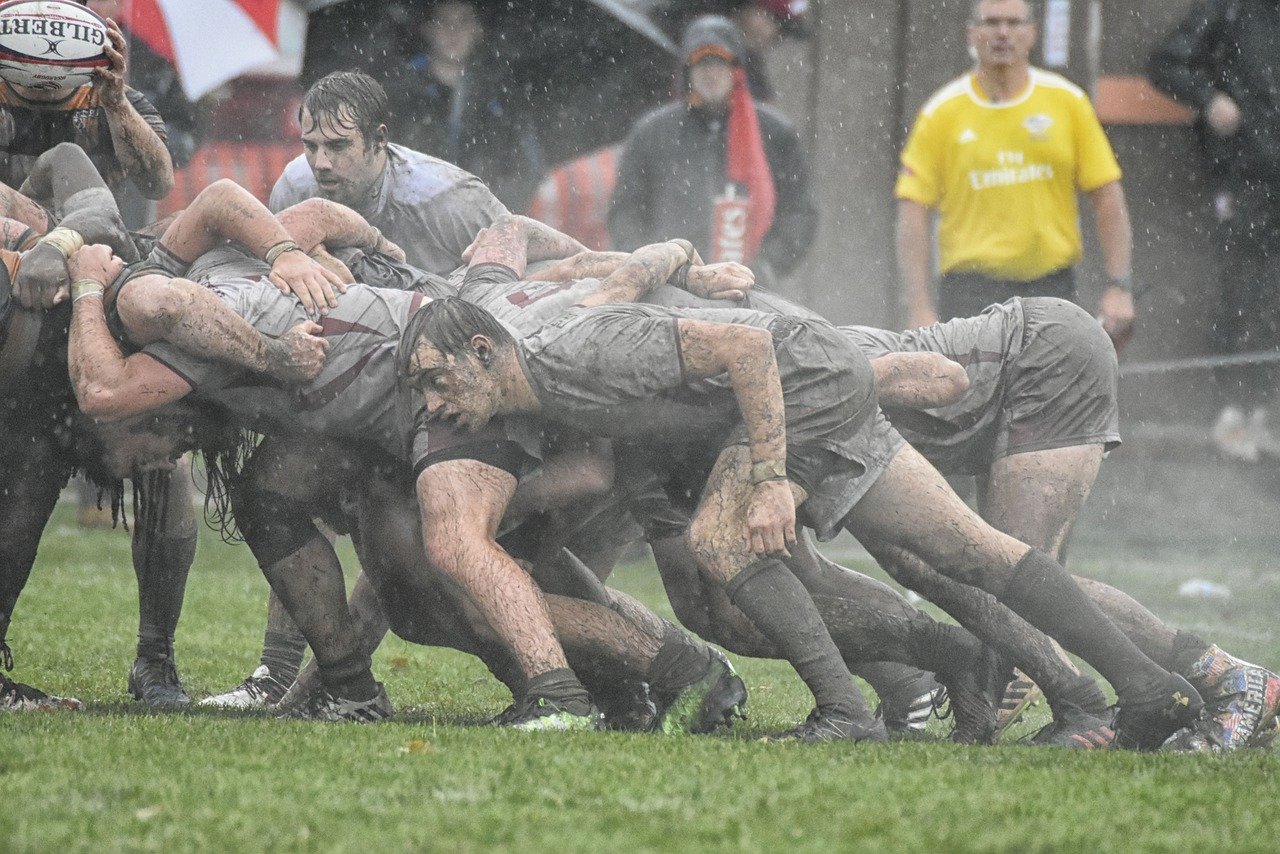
[895,0,1135,339]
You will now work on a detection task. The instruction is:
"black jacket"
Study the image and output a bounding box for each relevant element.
[1148,0,1280,183]
[607,100,817,278]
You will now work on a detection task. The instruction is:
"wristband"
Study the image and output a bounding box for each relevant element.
[670,261,692,291]
[1108,275,1133,293]
[265,240,303,267]
[38,227,85,259]
[750,458,788,485]
[71,278,104,301]
[667,238,697,264]
[368,225,384,250]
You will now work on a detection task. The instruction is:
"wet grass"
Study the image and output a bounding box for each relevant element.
[3,504,1279,852]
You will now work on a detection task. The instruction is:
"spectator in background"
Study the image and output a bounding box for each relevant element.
[733,0,808,102]
[86,0,199,227]
[895,0,1135,340]
[608,15,816,286]
[385,0,543,210]
[1149,0,1280,462]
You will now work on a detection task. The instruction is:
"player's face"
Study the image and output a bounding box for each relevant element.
[689,57,736,106]
[406,339,502,432]
[968,0,1036,70]
[300,107,388,208]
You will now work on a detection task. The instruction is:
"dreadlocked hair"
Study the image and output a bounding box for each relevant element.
[201,427,261,544]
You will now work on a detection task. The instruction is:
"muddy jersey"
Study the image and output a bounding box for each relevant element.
[839,297,1119,471]
[269,143,507,275]
[458,262,608,336]
[134,255,429,462]
[840,298,1023,471]
[518,304,877,460]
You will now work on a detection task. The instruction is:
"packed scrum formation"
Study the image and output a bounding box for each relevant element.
[2,83,1278,755]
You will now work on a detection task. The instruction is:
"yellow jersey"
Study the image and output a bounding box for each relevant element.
[895,69,1122,281]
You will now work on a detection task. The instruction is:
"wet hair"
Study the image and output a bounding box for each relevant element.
[298,71,390,149]
[396,296,515,379]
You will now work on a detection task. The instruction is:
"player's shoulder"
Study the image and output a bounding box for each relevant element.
[271,154,319,203]
[918,74,974,119]
[385,143,486,204]
[1029,68,1090,103]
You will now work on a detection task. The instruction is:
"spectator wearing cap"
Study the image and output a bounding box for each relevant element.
[608,14,816,285]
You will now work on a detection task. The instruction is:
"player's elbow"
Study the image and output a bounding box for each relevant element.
[77,382,129,420]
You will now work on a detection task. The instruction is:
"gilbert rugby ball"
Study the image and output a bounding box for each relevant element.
[0,0,109,91]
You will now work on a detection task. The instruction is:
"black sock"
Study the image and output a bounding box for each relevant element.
[1050,674,1111,717]
[1169,630,1212,677]
[726,559,868,721]
[904,613,985,679]
[135,532,195,662]
[525,668,593,716]
[258,595,307,685]
[647,624,712,695]
[316,652,377,700]
[999,550,1170,704]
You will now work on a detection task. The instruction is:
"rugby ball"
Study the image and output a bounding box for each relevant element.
[0,0,109,91]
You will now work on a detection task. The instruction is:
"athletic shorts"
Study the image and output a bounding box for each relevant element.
[994,297,1121,461]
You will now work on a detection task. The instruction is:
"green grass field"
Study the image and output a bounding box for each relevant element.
[4,502,1280,852]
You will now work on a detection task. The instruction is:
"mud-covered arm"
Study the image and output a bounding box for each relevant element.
[576,241,695,307]
[871,352,969,408]
[275,198,405,261]
[67,250,191,420]
[676,317,794,555]
[159,179,344,316]
[95,23,173,199]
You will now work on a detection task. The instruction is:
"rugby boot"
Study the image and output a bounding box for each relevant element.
[595,680,659,732]
[765,708,889,744]
[278,682,393,723]
[1112,674,1204,751]
[1160,721,1223,753]
[503,695,603,732]
[995,669,1043,737]
[656,649,748,735]
[875,676,948,741]
[1029,704,1116,750]
[1202,664,1280,750]
[946,646,1010,745]
[199,665,290,709]
[128,654,190,708]
[0,673,82,711]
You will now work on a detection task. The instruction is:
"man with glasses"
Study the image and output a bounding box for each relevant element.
[895,0,1136,340]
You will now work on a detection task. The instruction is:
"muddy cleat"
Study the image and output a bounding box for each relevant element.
[996,669,1042,736]
[128,655,190,708]
[877,685,948,740]
[766,709,889,744]
[503,695,603,732]
[1203,664,1280,750]
[1161,721,1222,753]
[278,682,393,723]
[1112,674,1204,751]
[945,647,1009,745]
[199,665,290,710]
[657,650,748,735]
[595,681,659,732]
[0,673,82,711]
[1029,704,1116,750]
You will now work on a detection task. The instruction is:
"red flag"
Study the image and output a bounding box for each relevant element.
[723,67,776,264]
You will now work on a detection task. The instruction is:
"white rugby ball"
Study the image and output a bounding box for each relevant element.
[0,0,108,91]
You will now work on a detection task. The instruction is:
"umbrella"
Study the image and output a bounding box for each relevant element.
[126,0,305,100]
